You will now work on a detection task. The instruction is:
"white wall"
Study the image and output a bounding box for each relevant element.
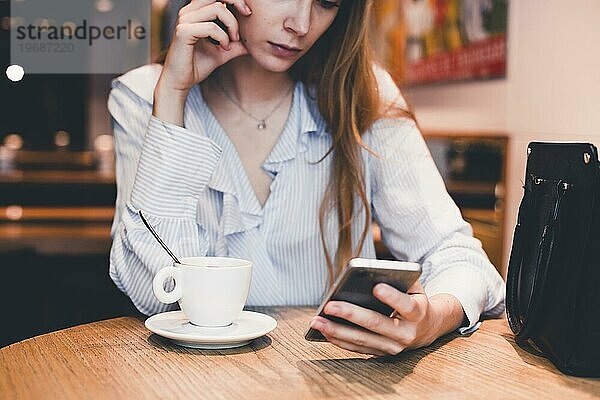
[404,0,600,276]
[406,80,507,132]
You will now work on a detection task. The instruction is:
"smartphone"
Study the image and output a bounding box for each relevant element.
[207,4,235,46]
[304,258,422,342]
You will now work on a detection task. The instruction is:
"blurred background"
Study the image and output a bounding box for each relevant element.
[1,0,599,347]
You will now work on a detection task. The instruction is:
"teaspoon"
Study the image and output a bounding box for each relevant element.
[138,210,181,265]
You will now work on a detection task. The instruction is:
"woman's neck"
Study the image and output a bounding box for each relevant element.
[211,56,294,107]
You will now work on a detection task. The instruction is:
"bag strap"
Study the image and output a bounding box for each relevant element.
[506,204,525,334]
[506,182,530,336]
[507,179,570,340]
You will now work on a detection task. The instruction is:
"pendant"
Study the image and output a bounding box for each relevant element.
[257,120,267,130]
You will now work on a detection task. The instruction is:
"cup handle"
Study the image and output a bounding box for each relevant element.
[152,266,182,304]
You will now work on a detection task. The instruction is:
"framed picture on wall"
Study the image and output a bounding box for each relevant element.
[372,0,508,86]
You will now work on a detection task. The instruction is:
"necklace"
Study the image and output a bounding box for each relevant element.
[213,76,294,131]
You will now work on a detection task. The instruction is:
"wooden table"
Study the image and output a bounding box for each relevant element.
[1,308,598,399]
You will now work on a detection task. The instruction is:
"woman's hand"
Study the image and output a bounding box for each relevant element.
[160,0,251,93]
[153,1,251,125]
[309,281,467,356]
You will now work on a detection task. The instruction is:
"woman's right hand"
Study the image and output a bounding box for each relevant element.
[158,0,252,94]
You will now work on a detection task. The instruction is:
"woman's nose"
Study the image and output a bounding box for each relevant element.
[283,3,312,36]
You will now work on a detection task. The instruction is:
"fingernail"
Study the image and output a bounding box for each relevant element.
[245,5,252,14]
[311,319,324,329]
[325,304,339,315]
[376,284,390,296]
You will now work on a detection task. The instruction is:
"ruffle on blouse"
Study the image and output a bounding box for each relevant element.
[205,158,263,237]
[201,81,331,237]
[113,64,332,239]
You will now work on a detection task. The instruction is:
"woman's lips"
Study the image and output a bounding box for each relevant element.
[268,42,302,58]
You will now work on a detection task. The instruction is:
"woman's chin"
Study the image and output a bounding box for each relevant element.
[250,53,297,73]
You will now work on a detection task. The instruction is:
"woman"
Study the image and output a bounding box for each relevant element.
[108,0,505,356]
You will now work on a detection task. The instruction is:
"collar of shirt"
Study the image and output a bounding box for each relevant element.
[194,78,331,236]
[116,63,330,160]
[115,64,332,235]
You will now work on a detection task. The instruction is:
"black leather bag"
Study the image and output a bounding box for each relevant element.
[506,142,600,377]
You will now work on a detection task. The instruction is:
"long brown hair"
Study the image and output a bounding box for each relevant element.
[290,1,412,284]
[157,1,413,285]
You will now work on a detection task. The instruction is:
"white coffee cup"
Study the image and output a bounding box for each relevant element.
[152,257,252,327]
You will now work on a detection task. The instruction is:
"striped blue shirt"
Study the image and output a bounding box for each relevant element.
[108,63,505,331]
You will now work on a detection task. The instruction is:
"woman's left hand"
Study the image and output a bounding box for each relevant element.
[309,281,466,356]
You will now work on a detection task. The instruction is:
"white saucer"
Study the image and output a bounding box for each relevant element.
[145,310,277,349]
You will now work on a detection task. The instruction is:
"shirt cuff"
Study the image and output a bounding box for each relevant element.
[423,264,487,334]
[130,115,222,219]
